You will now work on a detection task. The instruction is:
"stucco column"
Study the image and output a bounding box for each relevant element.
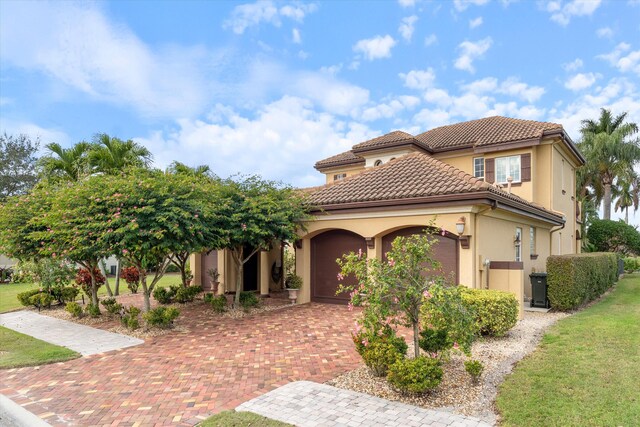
[216,250,225,295]
[259,250,270,296]
[297,238,311,304]
[189,253,202,287]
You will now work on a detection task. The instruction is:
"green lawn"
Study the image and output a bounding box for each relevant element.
[496,273,640,427]
[0,273,182,313]
[198,411,292,426]
[0,326,80,368]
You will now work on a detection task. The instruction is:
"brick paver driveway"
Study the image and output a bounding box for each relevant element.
[0,302,361,426]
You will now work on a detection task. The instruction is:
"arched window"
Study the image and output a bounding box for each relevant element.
[374,160,383,166]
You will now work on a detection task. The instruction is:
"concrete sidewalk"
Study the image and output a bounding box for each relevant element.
[237,381,492,427]
[0,310,143,356]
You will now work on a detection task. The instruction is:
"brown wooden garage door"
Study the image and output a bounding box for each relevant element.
[381,227,459,285]
[311,229,367,304]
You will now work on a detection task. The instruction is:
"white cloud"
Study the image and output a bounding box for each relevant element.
[398,0,417,7]
[564,72,600,91]
[320,64,343,76]
[469,17,483,28]
[292,28,302,44]
[136,96,377,187]
[498,77,546,103]
[353,35,397,60]
[454,37,493,73]
[547,0,602,26]
[562,58,584,72]
[399,68,436,90]
[453,0,490,12]
[423,88,453,107]
[399,15,418,42]
[461,77,498,94]
[596,26,613,39]
[223,1,318,34]
[424,34,438,46]
[0,120,70,148]
[0,1,212,119]
[360,96,420,121]
[598,43,640,75]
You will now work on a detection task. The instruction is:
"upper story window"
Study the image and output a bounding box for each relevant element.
[374,160,383,166]
[496,155,521,184]
[473,157,484,179]
[530,226,536,255]
[333,173,347,181]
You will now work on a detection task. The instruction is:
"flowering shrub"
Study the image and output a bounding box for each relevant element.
[120,266,140,294]
[387,356,443,394]
[75,268,105,297]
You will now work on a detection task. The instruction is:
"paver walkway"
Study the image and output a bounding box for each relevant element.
[0,302,362,426]
[0,311,144,356]
[237,381,492,427]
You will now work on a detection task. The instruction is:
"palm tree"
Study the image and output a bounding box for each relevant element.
[167,161,215,179]
[615,172,639,224]
[38,142,91,181]
[580,108,640,220]
[89,133,152,175]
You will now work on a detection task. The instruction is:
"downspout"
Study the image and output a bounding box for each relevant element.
[474,201,497,289]
[549,215,566,256]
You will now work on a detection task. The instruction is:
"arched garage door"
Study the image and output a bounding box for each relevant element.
[381,227,459,285]
[311,230,367,304]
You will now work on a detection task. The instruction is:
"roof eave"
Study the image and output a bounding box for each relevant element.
[352,140,432,155]
[542,128,586,165]
[314,158,365,171]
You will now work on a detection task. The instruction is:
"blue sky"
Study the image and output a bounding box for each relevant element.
[1,0,639,223]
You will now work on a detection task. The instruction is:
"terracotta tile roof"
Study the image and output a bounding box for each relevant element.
[308,152,562,222]
[351,130,424,152]
[314,150,364,169]
[415,116,562,150]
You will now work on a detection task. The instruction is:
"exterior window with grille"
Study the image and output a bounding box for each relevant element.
[495,155,521,184]
[530,226,536,254]
[515,227,523,262]
[333,173,347,181]
[374,160,383,166]
[473,157,484,179]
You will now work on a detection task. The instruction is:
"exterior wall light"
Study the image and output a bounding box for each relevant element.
[456,216,471,249]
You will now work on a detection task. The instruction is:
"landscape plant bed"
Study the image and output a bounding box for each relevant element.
[327,311,568,425]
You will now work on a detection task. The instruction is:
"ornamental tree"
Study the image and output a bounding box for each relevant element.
[338,227,446,358]
[102,170,227,311]
[215,177,310,307]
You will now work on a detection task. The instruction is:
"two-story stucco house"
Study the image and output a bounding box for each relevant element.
[191,116,584,317]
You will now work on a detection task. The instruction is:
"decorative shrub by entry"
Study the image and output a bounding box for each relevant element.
[387,356,443,394]
[547,252,617,311]
[461,289,518,336]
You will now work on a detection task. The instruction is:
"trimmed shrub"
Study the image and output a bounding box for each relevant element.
[153,286,175,304]
[210,295,228,313]
[85,303,101,317]
[387,356,443,394]
[623,257,640,273]
[362,340,403,377]
[143,306,180,328]
[352,328,408,359]
[51,286,80,304]
[17,289,41,307]
[464,359,484,384]
[121,306,141,330]
[75,268,105,297]
[418,328,452,358]
[120,266,140,294]
[461,289,518,336]
[547,252,618,311]
[420,284,477,354]
[587,219,640,255]
[65,301,83,318]
[174,285,201,303]
[101,297,123,315]
[29,292,53,309]
[239,291,259,309]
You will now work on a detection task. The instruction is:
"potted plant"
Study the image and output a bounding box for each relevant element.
[207,267,220,295]
[285,273,303,304]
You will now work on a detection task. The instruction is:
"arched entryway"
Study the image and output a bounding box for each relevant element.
[310,229,367,304]
[381,226,459,285]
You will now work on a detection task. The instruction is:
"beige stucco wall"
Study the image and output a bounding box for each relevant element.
[322,165,365,184]
[550,144,578,255]
[362,149,413,168]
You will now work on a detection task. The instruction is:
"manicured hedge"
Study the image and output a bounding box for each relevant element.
[547,252,617,311]
[460,288,519,336]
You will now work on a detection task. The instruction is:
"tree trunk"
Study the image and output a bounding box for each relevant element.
[412,321,420,359]
[140,271,151,312]
[233,247,244,307]
[603,183,612,220]
[89,268,99,308]
[625,207,629,224]
[114,259,121,296]
[100,259,113,297]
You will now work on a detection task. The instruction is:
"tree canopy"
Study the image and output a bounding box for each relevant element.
[0,133,40,199]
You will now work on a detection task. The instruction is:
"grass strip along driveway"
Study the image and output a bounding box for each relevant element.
[0,326,80,368]
[496,273,640,426]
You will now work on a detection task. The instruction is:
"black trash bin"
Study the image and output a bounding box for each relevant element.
[530,273,549,308]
